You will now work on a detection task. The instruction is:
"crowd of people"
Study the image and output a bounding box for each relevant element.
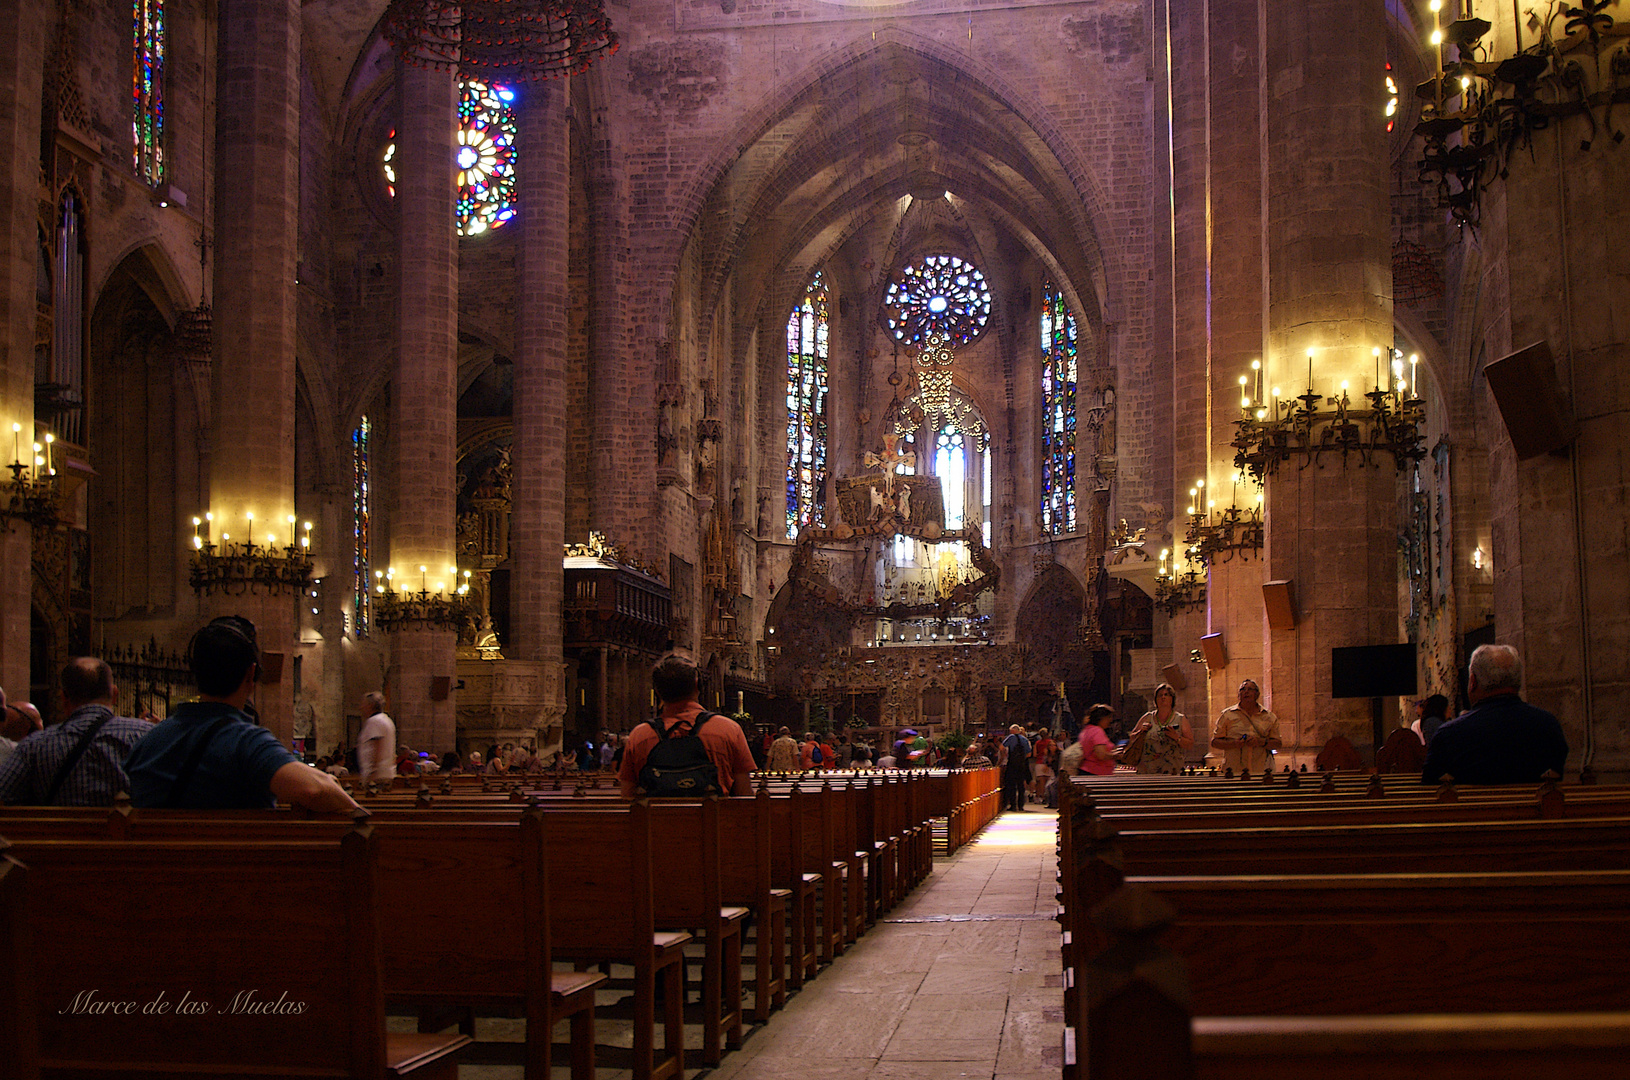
[0,621,1571,813]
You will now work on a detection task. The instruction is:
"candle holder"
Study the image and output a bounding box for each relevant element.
[1154,563,1206,616]
[374,584,475,634]
[1232,377,1426,482]
[3,458,63,529]
[188,537,315,597]
[1186,503,1264,566]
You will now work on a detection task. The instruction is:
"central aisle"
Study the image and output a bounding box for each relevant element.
[705,811,1060,1080]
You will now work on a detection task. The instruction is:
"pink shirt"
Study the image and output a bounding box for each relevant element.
[1078,725,1116,775]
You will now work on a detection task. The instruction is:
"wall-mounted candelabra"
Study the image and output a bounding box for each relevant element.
[1183,474,1265,565]
[1414,0,1629,229]
[187,512,314,596]
[4,424,62,529]
[1231,348,1427,482]
[1154,547,1206,615]
[372,564,474,633]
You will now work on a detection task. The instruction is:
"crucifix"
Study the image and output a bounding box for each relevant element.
[863,432,915,498]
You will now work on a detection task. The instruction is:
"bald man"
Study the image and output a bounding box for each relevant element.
[0,658,152,806]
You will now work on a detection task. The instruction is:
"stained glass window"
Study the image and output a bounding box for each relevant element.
[1041,281,1078,535]
[352,415,371,638]
[785,272,829,539]
[382,78,518,237]
[884,255,991,347]
[132,0,165,185]
[1385,62,1399,133]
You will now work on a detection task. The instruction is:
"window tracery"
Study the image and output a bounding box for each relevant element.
[382,78,518,237]
[352,415,371,638]
[884,255,991,347]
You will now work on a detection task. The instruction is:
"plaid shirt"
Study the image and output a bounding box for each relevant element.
[0,704,153,806]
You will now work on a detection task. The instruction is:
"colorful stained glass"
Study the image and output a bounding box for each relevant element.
[785,272,830,539]
[353,415,371,638]
[1040,281,1078,535]
[132,0,165,185]
[1386,62,1398,133]
[382,78,518,237]
[884,255,991,346]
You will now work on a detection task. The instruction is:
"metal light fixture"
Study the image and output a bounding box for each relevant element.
[1414,1,1628,228]
[1183,474,1264,565]
[188,515,314,597]
[382,0,619,82]
[374,564,475,632]
[1154,547,1206,615]
[4,426,62,529]
[1232,348,1427,481]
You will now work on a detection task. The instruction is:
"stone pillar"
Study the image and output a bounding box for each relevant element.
[0,1,46,695]
[510,79,571,747]
[385,58,459,752]
[206,0,301,742]
[584,129,637,540]
[1199,0,1271,737]
[1483,71,1630,775]
[1260,0,1394,763]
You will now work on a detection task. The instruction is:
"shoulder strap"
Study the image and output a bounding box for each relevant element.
[162,715,236,808]
[42,712,116,805]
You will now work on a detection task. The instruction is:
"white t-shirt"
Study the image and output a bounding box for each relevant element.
[357,712,397,782]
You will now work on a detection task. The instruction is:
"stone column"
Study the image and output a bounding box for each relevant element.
[1198,0,1271,738]
[584,126,637,540]
[206,0,301,742]
[1483,74,1630,775]
[0,1,46,694]
[386,58,458,752]
[1260,0,1395,763]
[510,79,570,747]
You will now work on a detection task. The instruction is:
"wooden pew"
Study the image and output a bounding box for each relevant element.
[1070,882,1630,1080]
[0,806,606,1080]
[542,803,690,1080]
[646,799,747,1067]
[0,851,37,1080]
[4,827,470,1080]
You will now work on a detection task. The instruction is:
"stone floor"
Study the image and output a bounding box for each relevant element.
[416,808,1060,1080]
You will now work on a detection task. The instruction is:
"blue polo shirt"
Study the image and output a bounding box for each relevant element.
[124,701,299,808]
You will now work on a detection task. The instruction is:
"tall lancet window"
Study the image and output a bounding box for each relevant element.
[1040,281,1078,535]
[785,271,829,539]
[133,0,165,185]
[352,415,371,638]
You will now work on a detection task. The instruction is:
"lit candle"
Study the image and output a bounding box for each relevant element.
[1410,354,1419,397]
[420,565,428,592]
[1272,386,1280,417]
[1252,359,1263,404]
[44,432,55,475]
[287,514,296,546]
[302,521,312,549]
[1373,347,1381,391]
[192,516,201,540]
[11,422,19,462]
[1307,348,1315,392]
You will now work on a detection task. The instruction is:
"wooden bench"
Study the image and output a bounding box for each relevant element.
[2,827,470,1080]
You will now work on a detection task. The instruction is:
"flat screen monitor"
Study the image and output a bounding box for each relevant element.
[1331,643,1417,699]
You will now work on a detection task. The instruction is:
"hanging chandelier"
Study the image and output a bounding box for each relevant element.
[382,0,619,82]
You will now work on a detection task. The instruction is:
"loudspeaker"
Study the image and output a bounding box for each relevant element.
[1262,580,1298,631]
[1483,341,1578,459]
[257,652,284,684]
[1160,662,1188,691]
[430,676,452,702]
[1199,633,1227,671]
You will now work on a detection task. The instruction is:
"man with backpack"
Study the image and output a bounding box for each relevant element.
[619,654,757,797]
[998,724,1032,812]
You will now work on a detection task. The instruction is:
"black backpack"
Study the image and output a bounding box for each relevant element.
[636,712,722,797]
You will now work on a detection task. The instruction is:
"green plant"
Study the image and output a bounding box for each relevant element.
[935,730,972,752]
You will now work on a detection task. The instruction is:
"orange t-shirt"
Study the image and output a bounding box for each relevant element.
[618,701,757,795]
